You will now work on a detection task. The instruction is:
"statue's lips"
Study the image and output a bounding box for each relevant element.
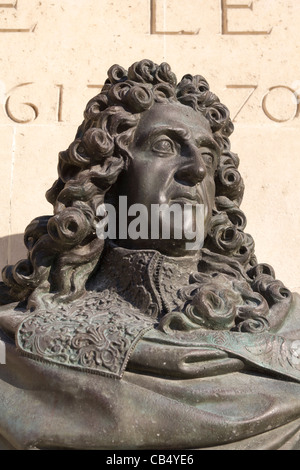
[169,194,202,205]
[170,199,198,205]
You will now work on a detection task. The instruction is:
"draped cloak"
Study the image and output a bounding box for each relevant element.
[0,245,300,450]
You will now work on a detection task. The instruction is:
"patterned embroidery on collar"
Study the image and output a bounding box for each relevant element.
[16,246,196,378]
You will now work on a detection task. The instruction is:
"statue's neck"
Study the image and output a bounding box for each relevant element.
[89,244,200,319]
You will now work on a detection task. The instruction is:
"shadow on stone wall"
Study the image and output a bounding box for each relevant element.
[0,234,26,280]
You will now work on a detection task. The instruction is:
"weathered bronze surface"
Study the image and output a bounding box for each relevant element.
[0,60,299,450]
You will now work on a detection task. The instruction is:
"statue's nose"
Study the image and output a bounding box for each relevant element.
[175,147,207,186]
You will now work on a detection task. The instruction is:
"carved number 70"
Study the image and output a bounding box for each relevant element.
[227,84,300,123]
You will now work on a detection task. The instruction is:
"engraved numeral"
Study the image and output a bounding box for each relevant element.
[87,84,103,91]
[226,84,258,121]
[56,84,64,122]
[5,83,38,123]
[262,86,300,123]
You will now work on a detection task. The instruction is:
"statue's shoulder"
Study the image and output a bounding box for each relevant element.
[6,290,155,378]
[275,291,300,339]
[0,301,27,339]
[289,291,300,318]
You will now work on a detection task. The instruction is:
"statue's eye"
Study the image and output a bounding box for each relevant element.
[152,137,177,156]
[201,150,215,168]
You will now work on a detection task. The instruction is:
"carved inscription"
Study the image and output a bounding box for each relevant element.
[227,84,300,122]
[2,83,103,124]
[150,0,199,35]
[226,85,258,121]
[149,0,272,36]
[0,1,17,7]
[262,86,300,123]
[1,82,300,124]
[87,85,104,90]
[221,0,272,35]
[54,84,103,122]
[0,0,36,32]
[56,84,64,123]
[5,83,38,123]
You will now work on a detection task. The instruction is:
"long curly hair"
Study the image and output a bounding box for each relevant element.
[0,60,292,332]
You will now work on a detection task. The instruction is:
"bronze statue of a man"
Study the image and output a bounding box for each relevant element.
[0,60,300,450]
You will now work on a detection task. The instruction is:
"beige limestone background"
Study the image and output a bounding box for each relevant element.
[0,0,299,293]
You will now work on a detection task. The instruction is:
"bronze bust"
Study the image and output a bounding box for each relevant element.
[0,60,299,450]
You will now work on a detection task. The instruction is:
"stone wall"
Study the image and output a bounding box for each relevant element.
[0,0,299,293]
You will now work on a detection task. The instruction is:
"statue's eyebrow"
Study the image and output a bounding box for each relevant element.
[148,125,219,152]
[195,136,220,152]
[134,125,190,147]
[135,125,220,153]
[147,126,192,141]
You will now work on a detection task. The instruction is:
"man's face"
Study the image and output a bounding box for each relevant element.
[113,102,219,256]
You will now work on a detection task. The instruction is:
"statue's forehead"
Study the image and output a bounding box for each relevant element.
[133,102,216,150]
[136,102,212,136]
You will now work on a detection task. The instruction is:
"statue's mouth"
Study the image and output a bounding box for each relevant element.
[170,197,199,205]
[169,184,203,205]
[170,191,201,205]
